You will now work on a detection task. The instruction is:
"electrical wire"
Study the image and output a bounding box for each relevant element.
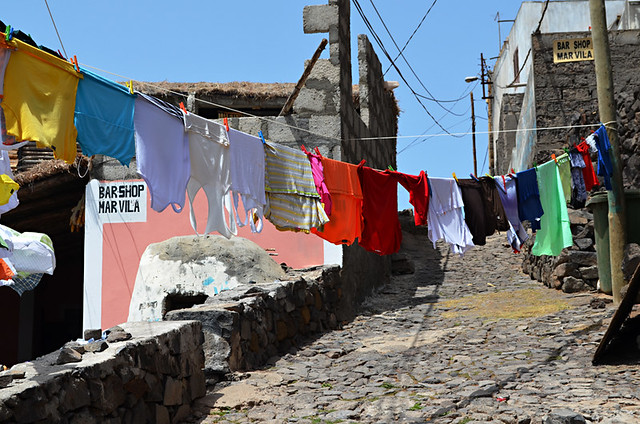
[79,63,611,144]
[383,0,438,76]
[366,0,463,116]
[352,0,461,136]
[43,0,68,59]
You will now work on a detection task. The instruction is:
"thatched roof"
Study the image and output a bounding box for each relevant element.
[136,81,297,100]
[14,157,89,186]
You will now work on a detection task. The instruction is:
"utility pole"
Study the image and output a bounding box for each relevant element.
[480,53,494,175]
[589,0,627,304]
[470,91,477,176]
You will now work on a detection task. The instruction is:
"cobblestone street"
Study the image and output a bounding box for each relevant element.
[188,227,640,424]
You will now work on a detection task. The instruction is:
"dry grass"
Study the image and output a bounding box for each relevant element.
[14,157,89,185]
[437,288,572,320]
[135,81,297,99]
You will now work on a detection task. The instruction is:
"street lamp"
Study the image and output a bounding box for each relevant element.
[465,77,479,176]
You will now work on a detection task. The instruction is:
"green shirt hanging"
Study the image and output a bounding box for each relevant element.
[532,160,573,256]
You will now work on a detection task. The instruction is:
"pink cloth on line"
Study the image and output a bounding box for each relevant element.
[303,149,332,216]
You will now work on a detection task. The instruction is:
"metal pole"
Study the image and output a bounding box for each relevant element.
[589,0,627,304]
[471,91,477,176]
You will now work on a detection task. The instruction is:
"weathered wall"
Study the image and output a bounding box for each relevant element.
[531,30,640,171]
[494,92,524,173]
[0,321,205,423]
[166,266,349,376]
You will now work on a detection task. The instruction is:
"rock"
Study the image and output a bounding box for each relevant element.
[83,328,102,341]
[573,238,593,250]
[0,375,12,388]
[325,410,359,420]
[619,283,640,304]
[579,265,599,280]
[163,376,183,406]
[469,384,499,398]
[553,263,581,279]
[558,251,598,267]
[562,276,589,293]
[84,340,109,353]
[544,409,586,424]
[106,326,132,342]
[128,235,286,322]
[600,413,640,424]
[589,297,610,309]
[568,209,591,225]
[621,243,640,281]
[56,347,82,364]
[574,223,594,240]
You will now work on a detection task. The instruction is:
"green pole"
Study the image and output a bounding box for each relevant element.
[589,0,627,304]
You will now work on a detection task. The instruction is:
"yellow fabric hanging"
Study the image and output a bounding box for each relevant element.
[1,36,80,163]
[0,174,18,206]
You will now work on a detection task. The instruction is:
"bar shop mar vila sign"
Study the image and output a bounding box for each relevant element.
[553,37,594,63]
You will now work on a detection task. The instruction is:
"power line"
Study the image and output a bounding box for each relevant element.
[43,0,68,59]
[367,0,463,116]
[351,0,458,136]
[79,64,610,143]
[383,0,438,76]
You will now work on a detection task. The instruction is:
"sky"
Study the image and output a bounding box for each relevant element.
[1,0,523,209]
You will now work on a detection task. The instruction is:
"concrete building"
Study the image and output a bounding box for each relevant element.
[489,0,635,173]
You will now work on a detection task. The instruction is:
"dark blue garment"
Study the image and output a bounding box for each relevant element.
[516,168,544,231]
[594,125,613,190]
[74,68,136,165]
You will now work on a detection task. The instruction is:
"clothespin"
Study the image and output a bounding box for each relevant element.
[470,173,479,182]
[314,147,321,156]
[258,130,266,144]
[484,173,492,178]
[223,117,229,132]
[71,55,80,72]
[125,80,134,95]
[388,165,395,171]
[5,25,13,42]
[179,102,187,114]
[552,153,557,164]
[300,144,309,154]
[510,168,515,174]
[563,147,569,154]
[452,172,458,183]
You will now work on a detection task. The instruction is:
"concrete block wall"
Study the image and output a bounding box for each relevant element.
[0,321,205,424]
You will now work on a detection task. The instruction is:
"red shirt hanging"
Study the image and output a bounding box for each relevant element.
[357,162,402,255]
[386,170,429,226]
[576,141,599,191]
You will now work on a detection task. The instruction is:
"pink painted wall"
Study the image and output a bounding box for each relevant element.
[101,185,324,329]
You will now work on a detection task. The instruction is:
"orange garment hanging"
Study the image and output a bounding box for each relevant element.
[310,157,363,245]
[1,35,81,163]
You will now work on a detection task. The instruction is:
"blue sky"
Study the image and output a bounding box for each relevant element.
[2,1,522,209]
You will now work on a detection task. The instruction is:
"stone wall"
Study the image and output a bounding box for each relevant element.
[531,29,640,175]
[166,266,355,379]
[521,209,598,293]
[0,321,205,423]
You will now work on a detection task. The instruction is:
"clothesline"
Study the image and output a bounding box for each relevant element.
[80,63,615,144]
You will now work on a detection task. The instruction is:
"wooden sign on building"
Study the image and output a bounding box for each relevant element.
[553,37,594,63]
